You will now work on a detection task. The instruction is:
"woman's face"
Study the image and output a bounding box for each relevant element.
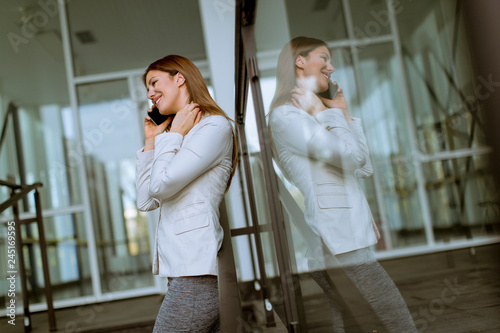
[145,69,183,115]
[296,46,335,92]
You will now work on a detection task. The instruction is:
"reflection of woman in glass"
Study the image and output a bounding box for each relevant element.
[136,55,237,332]
[268,37,417,332]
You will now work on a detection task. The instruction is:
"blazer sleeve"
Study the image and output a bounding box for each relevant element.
[136,149,161,212]
[348,117,373,178]
[269,106,367,171]
[148,116,233,201]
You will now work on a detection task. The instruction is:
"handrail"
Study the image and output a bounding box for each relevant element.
[0,178,24,189]
[0,102,16,153]
[0,179,57,332]
[0,182,43,214]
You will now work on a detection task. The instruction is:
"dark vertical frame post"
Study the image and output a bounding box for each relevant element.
[463,0,500,190]
[237,0,306,331]
[234,0,276,328]
[34,189,57,331]
[217,199,244,332]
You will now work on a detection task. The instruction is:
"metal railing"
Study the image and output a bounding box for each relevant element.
[1,179,57,332]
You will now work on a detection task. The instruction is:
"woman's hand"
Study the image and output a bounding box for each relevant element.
[143,109,172,151]
[318,82,352,121]
[170,103,202,136]
[291,87,326,117]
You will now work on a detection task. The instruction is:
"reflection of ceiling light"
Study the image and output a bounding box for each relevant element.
[75,30,96,44]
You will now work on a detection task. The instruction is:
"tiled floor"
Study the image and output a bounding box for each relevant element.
[2,243,499,333]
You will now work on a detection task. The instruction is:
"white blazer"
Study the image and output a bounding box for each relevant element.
[268,105,380,255]
[136,115,233,277]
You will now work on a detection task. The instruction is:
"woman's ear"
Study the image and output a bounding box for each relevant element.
[295,55,306,69]
[175,72,186,86]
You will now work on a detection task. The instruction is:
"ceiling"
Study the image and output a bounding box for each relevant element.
[0,0,437,110]
[0,0,207,107]
[0,0,354,109]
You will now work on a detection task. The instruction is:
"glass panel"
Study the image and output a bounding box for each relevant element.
[244,0,499,331]
[423,154,500,242]
[76,79,154,293]
[250,1,385,330]
[67,0,206,76]
[357,43,426,248]
[397,0,486,154]
[327,47,389,250]
[17,106,84,213]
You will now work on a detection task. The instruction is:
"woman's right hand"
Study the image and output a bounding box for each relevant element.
[291,87,326,117]
[143,109,171,151]
[318,82,352,121]
[170,103,201,136]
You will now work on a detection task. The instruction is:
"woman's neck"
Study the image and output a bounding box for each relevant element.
[174,88,191,113]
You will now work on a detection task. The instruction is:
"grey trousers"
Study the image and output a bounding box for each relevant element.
[310,248,418,333]
[153,275,220,333]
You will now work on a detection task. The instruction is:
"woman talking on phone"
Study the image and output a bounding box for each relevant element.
[135,54,237,332]
[268,37,417,332]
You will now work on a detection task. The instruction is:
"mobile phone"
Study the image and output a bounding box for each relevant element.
[147,106,170,126]
[317,82,339,100]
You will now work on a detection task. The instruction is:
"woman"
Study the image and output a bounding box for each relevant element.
[268,37,417,333]
[136,55,237,332]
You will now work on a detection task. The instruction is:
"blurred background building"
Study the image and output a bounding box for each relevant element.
[1,0,499,332]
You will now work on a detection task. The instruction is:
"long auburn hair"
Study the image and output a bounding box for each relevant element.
[143,55,238,191]
[270,36,328,112]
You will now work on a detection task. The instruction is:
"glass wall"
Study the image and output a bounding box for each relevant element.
[235,0,500,331]
[247,0,499,255]
[396,0,495,243]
